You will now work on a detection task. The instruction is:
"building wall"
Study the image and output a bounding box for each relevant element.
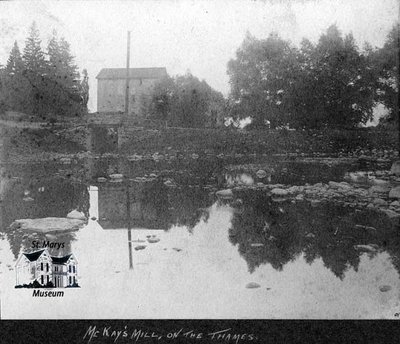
[53,264,67,287]
[67,258,78,286]
[36,255,52,286]
[97,78,160,116]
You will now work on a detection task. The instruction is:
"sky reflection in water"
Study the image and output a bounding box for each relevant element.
[0,159,399,318]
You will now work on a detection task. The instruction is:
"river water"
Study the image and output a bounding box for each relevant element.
[0,156,399,318]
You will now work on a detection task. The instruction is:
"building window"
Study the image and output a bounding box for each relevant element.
[41,262,43,271]
[73,265,76,273]
[47,275,50,284]
[69,276,72,285]
[46,263,49,272]
[73,276,76,284]
[55,266,58,272]
[41,275,44,285]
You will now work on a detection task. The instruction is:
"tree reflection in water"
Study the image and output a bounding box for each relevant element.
[228,190,400,278]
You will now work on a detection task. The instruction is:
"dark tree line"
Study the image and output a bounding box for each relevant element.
[227,23,399,129]
[0,22,89,118]
[142,72,226,128]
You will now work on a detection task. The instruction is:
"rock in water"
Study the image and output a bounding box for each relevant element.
[250,243,264,247]
[67,210,86,220]
[164,179,176,187]
[381,209,400,219]
[60,158,71,164]
[389,186,400,199]
[371,179,389,186]
[373,198,387,206]
[109,173,123,180]
[379,285,392,292]
[390,161,400,176]
[256,170,268,179]
[353,244,378,253]
[216,189,233,199]
[271,188,288,197]
[246,282,261,289]
[239,174,254,186]
[147,237,160,243]
[22,197,34,202]
[369,185,390,194]
[11,217,85,233]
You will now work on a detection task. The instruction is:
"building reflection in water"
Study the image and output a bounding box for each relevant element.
[95,178,213,269]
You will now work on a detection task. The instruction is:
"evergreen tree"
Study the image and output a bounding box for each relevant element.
[46,31,85,116]
[23,21,48,115]
[6,41,25,75]
[1,22,87,117]
[0,64,6,112]
[3,42,30,112]
[23,22,46,73]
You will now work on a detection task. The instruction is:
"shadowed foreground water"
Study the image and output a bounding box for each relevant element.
[0,157,399,319]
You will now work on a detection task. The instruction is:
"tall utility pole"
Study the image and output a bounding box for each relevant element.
[125,31,131,117]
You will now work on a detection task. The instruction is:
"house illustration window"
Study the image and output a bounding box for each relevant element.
[41,262,43,271]
[73,266,76,273]
[41,275,44,285]
[69,265,71,273]
[55,266,58,272]
[46,263,49,272]
[69,276,72,285]
[47,275,50,284]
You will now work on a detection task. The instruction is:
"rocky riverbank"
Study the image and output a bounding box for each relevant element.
[217,161,400,221]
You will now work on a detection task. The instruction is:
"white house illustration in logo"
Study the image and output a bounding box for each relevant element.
[15,249,79,288]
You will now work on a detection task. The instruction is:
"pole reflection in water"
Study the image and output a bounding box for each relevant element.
[126,182,133,270]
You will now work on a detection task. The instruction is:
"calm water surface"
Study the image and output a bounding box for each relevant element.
[1,157,399,318]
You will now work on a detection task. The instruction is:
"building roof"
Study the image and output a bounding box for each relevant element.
[21,249,74,264]
[23,250,45,262]
[51,254,72,265]
[96,67,167,80]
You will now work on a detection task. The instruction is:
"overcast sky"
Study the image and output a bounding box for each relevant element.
[0,0,398,112]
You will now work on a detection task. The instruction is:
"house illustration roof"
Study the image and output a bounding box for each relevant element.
[23,250,45,262]
[21,249,75,264]
[51,254,72,264]
[96,67,167,80]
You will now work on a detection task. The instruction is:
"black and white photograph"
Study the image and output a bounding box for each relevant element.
[0,0,399,336]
